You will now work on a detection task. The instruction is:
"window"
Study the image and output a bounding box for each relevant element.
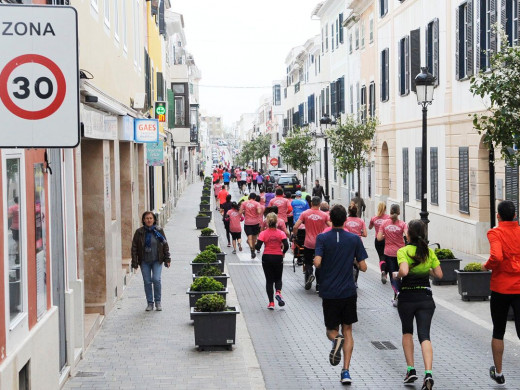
[355,26,360,49]
[308,94,315,124]
[133,0,139,66]
[356,82,360,116]
[380,0,388,17]
[91,0,99,12]
[151,65,155,102]
[339,13,344,43]
[349,31,353,53]
[503,0,519,46]
[336,18,340,47]
[325,24,329,51]
[350,85,354,114]
[369,14,374,43]
[114,0,119,39]
[361,21,366,48]
[381,48,389,101]
[477,0,497,71]
[104,0,110,27]
[410,28,421,92]
[459,147,470,213]
[331,23,335,52]
[331,81,337,118]
[415,148,422,201]
[338,76,345,114]
[273,85,281,106]
[321,28,324,53]
[456,1,474,80]
[505,162,519,221]
[430,147,439,205]
[156,72,164,101]
[426,19,440,85]
[360,85,367,123]
[403,148,409,203]
[144,50,151,108]
[368,82,376,117]
[173,83,189,127]
[398,35,410,96]
[326,86,330,114]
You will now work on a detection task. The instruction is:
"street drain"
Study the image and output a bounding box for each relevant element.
[371,341,397,350]
[75,371,105,377]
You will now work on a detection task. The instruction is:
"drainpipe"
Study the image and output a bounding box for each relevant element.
[489,147,496,228]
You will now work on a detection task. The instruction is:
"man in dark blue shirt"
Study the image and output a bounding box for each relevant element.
[314,204,368,385]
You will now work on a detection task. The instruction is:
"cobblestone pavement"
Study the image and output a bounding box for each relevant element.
[64,181,265,390]
[219,183,520,389]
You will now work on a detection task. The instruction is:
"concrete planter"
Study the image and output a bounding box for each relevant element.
[192,273,230,288]
[216,252,225,266]
[190,260,224,274]
[455,270,492,301]
[431,258,461,285]
[201,196,211,203]
[202,190,211,196]
[191,306,239,351]
[200,203,210,212]
[199,234,219,251]
[195,216,210,229]
[187,288,228,308]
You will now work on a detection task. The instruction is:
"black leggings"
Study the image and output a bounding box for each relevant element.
[224,220,231,244]
[262,254,284,302]
[490,291,520,340]
[397,296,436,343]
[304,247,320,284]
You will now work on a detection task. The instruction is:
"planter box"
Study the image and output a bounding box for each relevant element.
[192,273,230,288]
[455,270,492,301]
[195,216,211,229]
[187,288,228,308]
[431,258,461,285]
[201,196,211,203]
[508,306,515,321]
[191,306,240,350]
[202,190,211,196]
[200,203,210,212]
[191,260,224,274]
[216,252,225,266]
[199,235,219,251]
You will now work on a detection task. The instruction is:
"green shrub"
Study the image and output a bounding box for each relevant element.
[190,276,224,292]
[197,213,209,218]
[435,248,455,260]
[464,262,484,272]
[193,250,217,263]
[195,293,226,312]
[200,200,209,205]
[205,244,221,254]
[200,227,215,236]
[197,265,223,277]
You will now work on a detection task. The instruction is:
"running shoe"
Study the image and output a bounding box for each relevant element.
[421,373,434,390]
[267,302,275,310]
[275,291,285,307]
[238,243,242,251]
[381,271,388,284]
[392,293,399,308]
[489,366,506,385]
[403,369,418,384]
[251,250,256,259]
[316,284,320,293]
[329,335,344,366]
[340,369,351,384]
[305,274,315,290]
[232,250,236,254]
[227,243,231,247]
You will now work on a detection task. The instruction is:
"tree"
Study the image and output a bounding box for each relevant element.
[470,28,520,164]
[279,127,317,183]
[253,134,271,171]
[326,116,377,197]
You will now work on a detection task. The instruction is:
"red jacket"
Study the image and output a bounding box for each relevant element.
[485,221,520,294]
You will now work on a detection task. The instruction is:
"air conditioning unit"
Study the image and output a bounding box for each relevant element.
[133,93,146,110]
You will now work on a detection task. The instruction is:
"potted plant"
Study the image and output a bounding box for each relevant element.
[190,250,223,274]
[201,195,211,203]
[195,213,211,229]
[193,265,230,287]
[431,248,461,285]
[455,262,492,301]
[199,227,219,251]
[205,244,226,265]
[187,276,228,308]
[200,200,210,212]
[191,293,240,351]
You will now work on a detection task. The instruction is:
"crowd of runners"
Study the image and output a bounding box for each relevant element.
[207,168,519,389]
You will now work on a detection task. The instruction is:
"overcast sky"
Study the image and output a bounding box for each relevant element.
[171,0,321,128]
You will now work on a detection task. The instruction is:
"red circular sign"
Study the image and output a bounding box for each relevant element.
[270,157,278,167]
[0,54,67,120]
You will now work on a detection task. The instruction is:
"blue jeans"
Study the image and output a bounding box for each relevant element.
[140,261,162,303]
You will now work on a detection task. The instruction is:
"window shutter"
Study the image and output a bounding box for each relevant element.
[403,148,409,203]
[145,50,151,109]
[430,147,439,204]
[398,40,402,95]
[505,162,519,222]
[381,50,386,100]
[456,6,461,80]
[350,84,354,113]
[405,35,410,93]
[167,89,174,128]
[331,23,335,52]
[356,82,360,117]
[159,0,165,35]
[156,72,164,101]
[467,0,474,77]
[331,82,337,118]
[410,29,421,91]
[490,0,498,54]
[476,0,481,70]
[339,13,344,43]
[501,0,507,42]
[415,147,422,201]
[340,77,345,113]
[459,147,470,213]
[433,19,439,86]
[385,48,389,101]
[517,0,520,44]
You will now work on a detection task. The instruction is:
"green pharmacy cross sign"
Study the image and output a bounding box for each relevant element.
[155,101,166,122]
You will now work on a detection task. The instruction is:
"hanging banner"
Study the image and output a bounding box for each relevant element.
[146,140,164,166]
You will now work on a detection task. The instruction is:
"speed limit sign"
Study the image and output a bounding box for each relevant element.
[0,5,79,148]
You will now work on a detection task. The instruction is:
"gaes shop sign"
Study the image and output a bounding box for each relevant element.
[134,118,159,143]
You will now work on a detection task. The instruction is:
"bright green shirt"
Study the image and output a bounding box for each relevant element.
[397,246,440,290]
[301,192,310,200]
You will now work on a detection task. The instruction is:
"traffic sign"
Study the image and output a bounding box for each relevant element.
[0,5,79,148]
[270,157,278,167]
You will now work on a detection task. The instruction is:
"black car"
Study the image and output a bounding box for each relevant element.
[276,173,301,194]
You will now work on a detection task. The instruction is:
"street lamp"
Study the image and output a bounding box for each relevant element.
[414,67,436,239]
[319,113,335,203]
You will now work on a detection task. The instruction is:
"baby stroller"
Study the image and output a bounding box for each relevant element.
[291,229,306,272]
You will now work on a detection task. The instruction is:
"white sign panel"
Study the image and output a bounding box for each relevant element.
[0,5,80,148]
[135,119,159,143]
[270,144,279,158]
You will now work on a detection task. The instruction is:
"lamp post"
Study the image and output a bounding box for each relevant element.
[414,67,436,239]
[319,113,335,203]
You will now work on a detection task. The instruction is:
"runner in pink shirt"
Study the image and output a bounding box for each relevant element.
[255,213,289,309]
[226,202,244,254]
[369,202,390,284]
[213,181,222,209]
[268,188,293,223]
[292,196,332,292]
[344,205,367,286]
[377,204,408,306]
[261,205,290,236]
[240,193,263,259]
